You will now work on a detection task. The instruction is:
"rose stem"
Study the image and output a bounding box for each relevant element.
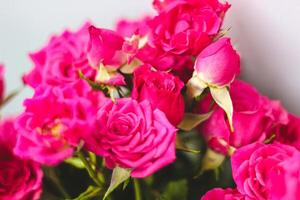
[77,151,103,187]
[133,178,142,200]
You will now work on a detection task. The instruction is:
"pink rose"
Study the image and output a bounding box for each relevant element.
[149,0,230,55]
[194,38,240,87]
[136,44,194,74]
[275,114,300,151]
[85,98,176,178]
[0,118,43,200]
[198,80,288,154]
[201,188,245,200]
[119,0,229,81]
[23,22,95,88]
[136,45,195,82]
[14,80,105,165]
[132,65,185,125]
[267,151,300,200]
[115,12,195,82]
[231,142,300,200]
[153,0,230,15]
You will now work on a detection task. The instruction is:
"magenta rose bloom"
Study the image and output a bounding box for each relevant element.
[275,114,300,151]
[198,80,288,154]
[85,98,176,178]
[132,65,185,125]
[14,80,105,165]
[149,0,230,56]
[23,22,95,88]
[0,64,4,101]
[0,118,43,200]
[115,11,195,82]
[231,142,300,200]
[267,150,300,200]
[201,188,245,200]
[194,38,240,87]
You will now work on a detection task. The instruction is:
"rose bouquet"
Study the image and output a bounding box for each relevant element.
[1,0,300,199]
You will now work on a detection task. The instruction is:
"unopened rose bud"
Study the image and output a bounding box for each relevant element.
[194,37,240,87]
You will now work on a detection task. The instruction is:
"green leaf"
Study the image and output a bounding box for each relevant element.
[78,70,108,92]
[159,179,188,200]
[195,148,225,177]
[177,112,213,131]
[0,87,23,109]
[103,166,131,200]
[122,178,130,190]
[73,186,102,200]
[214,27,232,41]
[176,137,200,154]
[65,157,85,169]
[210,87,234,132]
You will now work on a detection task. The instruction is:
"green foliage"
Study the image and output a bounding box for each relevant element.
[157,180,188,200]
[65,157,85,169]
[103,167,131,200]
[73,186,102,200]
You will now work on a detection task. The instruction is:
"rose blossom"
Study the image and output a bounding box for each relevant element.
[136,44,195,81]
[23,22,95,88]
[201,188,245,200]
[231,142,300,200]
[14,80,106,165]
[275,114,300,151]
[115,15,192,73]
[114,0,229,80]
[0,118,43,200]
[85,98,176,178]
[149,0,230,56]
[132,65,185,125]
[115,12,195,82]
[198,80,288,154]
[267,150,300,200]
[193,38,240,87]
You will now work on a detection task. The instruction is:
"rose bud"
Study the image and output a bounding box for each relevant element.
[87,26,126,85]
[194,37,240,87]
[187,38,240,131]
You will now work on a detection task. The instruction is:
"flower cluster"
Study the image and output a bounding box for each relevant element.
[0,65,43,200]
[1,0,299,199]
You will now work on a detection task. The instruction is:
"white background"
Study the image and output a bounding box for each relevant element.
[1,0,300,115]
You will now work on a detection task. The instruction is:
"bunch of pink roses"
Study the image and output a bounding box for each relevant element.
[1,0,300,199]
